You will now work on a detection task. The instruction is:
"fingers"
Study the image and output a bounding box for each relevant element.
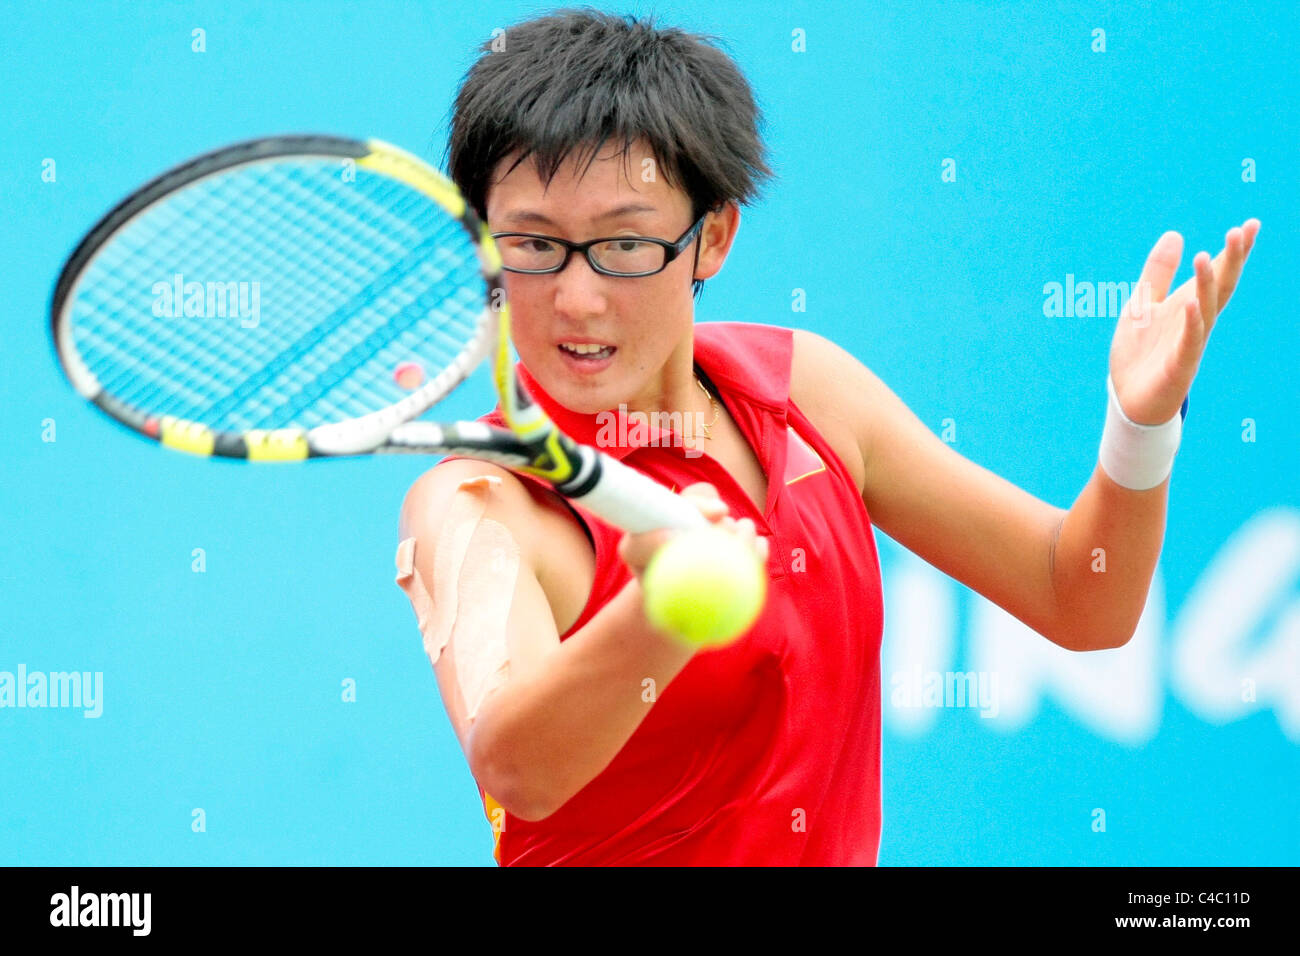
[619,491,771,580]
[1242,217,1261,250]
[680,481,714,496]
[1209,218,1260,311]
[1177,297,1205,367]
[618,527,673,576]
[1194,249,1217,338]
[1154,218,1259,329]
[1135,230,1184,308]
[680,481,721,502]
[679,482,729,522]
[678,484,769,561]
[619,483,730,576]
[715,514,770,563]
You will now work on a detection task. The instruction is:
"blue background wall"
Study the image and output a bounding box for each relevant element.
[2,0,1295,865]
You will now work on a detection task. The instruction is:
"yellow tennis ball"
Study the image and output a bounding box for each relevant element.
[642,525,767,648]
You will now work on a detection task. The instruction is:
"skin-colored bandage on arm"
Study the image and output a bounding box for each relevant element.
[395,475,521,722]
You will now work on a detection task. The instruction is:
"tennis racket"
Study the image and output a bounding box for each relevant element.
[49,134,709,534]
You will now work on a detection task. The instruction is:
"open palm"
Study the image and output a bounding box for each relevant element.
[1110,219,1260,426]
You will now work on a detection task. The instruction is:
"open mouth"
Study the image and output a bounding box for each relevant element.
[558,343,616,360]
[557,343,617,372]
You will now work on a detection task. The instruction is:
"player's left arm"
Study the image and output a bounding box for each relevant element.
[799,219,1258,652]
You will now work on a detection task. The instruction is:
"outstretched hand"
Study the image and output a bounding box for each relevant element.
[1109,219,1260,425]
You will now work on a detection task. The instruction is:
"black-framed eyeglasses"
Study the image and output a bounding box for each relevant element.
[490,213,707,277]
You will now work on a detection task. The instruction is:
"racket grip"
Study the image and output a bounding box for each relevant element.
[572,453,712,534]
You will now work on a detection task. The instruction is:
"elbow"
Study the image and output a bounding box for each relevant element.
[491,780,560,823]
[1093,625,1137,651]
[1054,620,1136,652]
[466,723,560,823]
[1050,592,1142,651]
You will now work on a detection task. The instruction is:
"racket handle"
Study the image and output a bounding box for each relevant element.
[571,452,711,534]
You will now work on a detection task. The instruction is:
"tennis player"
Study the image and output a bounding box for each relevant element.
[395,9,1258,865]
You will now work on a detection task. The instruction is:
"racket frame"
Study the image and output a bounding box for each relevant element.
[50,134,710,533]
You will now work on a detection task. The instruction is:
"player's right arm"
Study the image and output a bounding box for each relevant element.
[397,458,744,821]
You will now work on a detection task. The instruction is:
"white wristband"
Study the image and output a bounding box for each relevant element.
[1098,374,1182,490]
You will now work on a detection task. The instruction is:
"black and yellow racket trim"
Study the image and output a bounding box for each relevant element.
[91,392,311,461]
[514,428,583,484]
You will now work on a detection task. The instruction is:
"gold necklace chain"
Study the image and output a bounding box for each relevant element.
[695,373,720,439]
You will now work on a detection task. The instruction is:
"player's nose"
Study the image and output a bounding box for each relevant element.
[551,251,609,321]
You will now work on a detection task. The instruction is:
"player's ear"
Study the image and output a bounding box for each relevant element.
[693,201,740,282]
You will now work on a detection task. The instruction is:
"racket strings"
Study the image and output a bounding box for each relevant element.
[203,229,458,426]
[103,163,470,422]
[68,157,485,432]
[84,164,386,406]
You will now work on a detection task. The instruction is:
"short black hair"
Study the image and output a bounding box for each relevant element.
[445,7,773,298]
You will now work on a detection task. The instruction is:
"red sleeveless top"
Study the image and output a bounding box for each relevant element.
[446,321,884,865]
